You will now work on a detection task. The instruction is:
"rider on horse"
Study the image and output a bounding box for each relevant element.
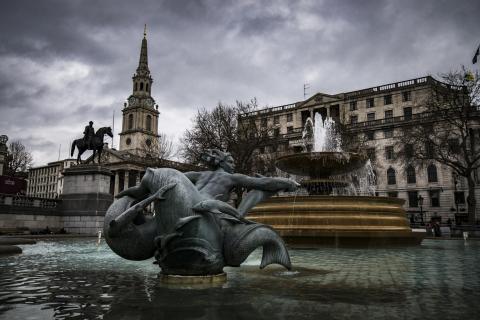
[83,121,95,149]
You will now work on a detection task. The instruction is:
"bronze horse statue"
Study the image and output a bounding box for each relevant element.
[71,127,113,164]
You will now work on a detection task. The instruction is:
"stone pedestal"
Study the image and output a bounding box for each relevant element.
[58,165,113,235]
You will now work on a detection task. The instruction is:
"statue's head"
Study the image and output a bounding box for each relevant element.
[201,149,235,173]
[89,121,94,126]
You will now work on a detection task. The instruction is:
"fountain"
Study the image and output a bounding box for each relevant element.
[248,113,425,246]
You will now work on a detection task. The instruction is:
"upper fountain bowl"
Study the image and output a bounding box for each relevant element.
[275,152,368,178]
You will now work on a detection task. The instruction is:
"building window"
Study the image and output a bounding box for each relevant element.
[402,91,411,102]
[366,98,374,108]
[146,115,152,131]
[404,107,412,120]
[349,101,357,111]
[128,114,134,129]
[384,94,392,105]
[406,165,416,184]
[366,131,375,140]
[427,164,438,183]
[146,83,149,92]
[261,118,267,127]
[286,113,293,122]
[385,146,394,160]
[384,110,393,119]
[425,141,435,158]
[384,128,393,138]
[430,190,440,207]
[273,115,280,125]
[387,191,398,198]
[405,144,414,159]
[259,147,265,154]
[454,191,465,204]
[330,105,340,118]
[134,83,138,91]
[350,115,358,124]
[126,138,131,145]
[287,126,293,133]
[408,191,419,207]
[387,167,396,185]
[366,148,376,161]
[448,138,460,153]
[140,82,144,90]
[273,128,280,137]
[367,112,375,121]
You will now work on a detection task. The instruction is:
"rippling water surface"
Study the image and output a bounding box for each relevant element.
[1,238,479,319]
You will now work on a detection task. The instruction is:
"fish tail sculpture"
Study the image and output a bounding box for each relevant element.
[223,223,292,270]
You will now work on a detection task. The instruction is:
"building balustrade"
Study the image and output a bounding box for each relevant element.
[347,108,480,131]
[0,193,60,208]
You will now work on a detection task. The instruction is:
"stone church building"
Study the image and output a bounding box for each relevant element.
[27,29,198,199]
[97,29,198,196]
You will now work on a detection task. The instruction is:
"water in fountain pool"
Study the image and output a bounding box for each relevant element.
[1,238,479,319]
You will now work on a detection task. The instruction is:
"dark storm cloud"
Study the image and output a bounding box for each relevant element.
[0,0,479,165]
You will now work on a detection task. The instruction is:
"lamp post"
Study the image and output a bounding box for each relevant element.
[418,195,424,225]
[453,174,460,224]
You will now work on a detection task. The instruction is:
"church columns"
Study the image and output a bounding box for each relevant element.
[114,171,120,195]
[124,171,129,190]
[136,171,141,185]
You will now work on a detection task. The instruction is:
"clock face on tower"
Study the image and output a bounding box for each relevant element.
[128,96,136,105]
[145,98,153,107]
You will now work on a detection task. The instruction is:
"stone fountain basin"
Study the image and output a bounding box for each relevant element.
[247,195,425,247]
[275,152,368,178]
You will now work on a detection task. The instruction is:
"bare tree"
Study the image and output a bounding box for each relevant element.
[5,140,33,176]
[396,67,480,224]
[181,98,275,175]
[142,133,177,160]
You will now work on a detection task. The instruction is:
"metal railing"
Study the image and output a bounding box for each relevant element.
[240,103,298,118]
[0,193,60,208]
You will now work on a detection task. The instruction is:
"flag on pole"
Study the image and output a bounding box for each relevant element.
[473,45,480,64]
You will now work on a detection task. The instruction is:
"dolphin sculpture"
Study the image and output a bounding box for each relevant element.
[104,168,292,275]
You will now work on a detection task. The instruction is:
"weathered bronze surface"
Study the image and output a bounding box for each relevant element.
[104,149,299,276]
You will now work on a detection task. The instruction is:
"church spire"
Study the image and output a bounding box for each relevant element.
[137,24,150,75]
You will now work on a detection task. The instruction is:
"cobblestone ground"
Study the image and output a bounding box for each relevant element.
[0,238,479,319]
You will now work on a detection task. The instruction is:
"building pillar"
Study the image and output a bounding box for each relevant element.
[114,171,120,195]
[124,171,129,190]
[136,170,141,185]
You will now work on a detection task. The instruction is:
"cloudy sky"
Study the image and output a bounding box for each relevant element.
[0,0,479,166]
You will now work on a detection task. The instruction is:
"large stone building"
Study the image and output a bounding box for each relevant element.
[26,159,76,199]
[241,76,480,223]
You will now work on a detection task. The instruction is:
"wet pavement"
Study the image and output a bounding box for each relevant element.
[0,238,479,319]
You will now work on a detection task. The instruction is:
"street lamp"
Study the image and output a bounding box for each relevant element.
[453,174,460,224]
[418,195,424,225]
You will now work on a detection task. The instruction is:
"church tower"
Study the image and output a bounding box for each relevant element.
[119,26,160,155]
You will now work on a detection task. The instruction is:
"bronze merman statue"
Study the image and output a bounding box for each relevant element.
[104,149,299,276]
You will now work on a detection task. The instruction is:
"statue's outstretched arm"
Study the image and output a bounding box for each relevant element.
[231,174,299,192]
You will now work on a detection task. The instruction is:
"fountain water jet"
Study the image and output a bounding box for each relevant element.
[248,114,424,247]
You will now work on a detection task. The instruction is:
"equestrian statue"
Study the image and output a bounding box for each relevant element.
[71,121,113,164]
[104,149,299,276]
